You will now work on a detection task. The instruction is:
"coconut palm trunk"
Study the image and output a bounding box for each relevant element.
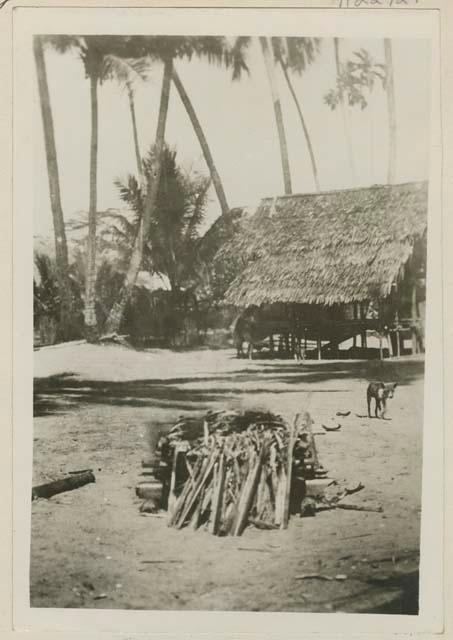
[127,82,145,188]
[334,38,356,185]
[33,35,73,341]
[104,57,173,335]
[384,38,396,184]
[172,68,230,216]
[259,36,292,195]
[278,58,320,191]
[84,72,100,342]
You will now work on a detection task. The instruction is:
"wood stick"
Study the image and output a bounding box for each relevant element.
[231,454,256,535]
[32,471,95,500]
[190,483,205,530]
[176,453,217,529]
[336,503,383,513]
[168,457,202,526]
[274,468,286,527]
[249,517,279,530]
[209,454,226,535]
[233,447,265,536]
[167,447,179,513]
[281,414,298,529]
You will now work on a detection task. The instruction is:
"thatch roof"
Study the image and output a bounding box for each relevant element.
[199,206,248,262]
[224,181,428,307]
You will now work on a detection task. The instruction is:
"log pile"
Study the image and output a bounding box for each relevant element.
[158,410,326,536]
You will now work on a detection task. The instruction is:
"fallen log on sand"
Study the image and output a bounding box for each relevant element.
[32,471,95,500]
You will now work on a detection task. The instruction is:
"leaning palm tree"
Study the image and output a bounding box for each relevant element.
[171,36,250,217]
[271,37,321,192]
[171,69,229,216]
[259,36,292,195]
[104,52,173,334]
[384,38,397,184]
[33,35,74,341]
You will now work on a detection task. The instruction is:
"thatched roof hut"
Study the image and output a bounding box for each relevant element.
[224,181,428,308]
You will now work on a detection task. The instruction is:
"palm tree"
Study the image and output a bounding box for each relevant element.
[324,48,386,183]
[169,37,250,217]
[333,38,356,184]
[33,35,73,341]
[116,145,210,292]
[101,146,210,341]
[104,54,149,189]
[171,68,229,216]
[44,36,152,341]
[78,39,105,341]
[271,37,321,192]
[104,54,173,335]
[384,39,396,184]
[259,36,292,195]
[103,35,248,333]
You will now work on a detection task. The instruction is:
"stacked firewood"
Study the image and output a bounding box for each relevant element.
[159,410,325,536]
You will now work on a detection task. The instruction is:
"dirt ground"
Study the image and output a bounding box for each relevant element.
[31,344,424,613]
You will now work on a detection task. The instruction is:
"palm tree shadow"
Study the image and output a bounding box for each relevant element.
[33,358,425,418]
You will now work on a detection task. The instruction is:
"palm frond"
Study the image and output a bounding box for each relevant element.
[102,54,150,89]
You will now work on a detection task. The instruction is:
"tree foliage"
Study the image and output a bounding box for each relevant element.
[324,48,386,111]
[114,144,211,292]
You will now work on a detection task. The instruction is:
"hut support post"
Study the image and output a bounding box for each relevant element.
[395,311,401,357]
[378,299,384,360]
[411,283,418,355]
[359,302,367,349]
[353,303,358,348]
[285,333,290,355]
[317,336,322,360]
[387,332,394,357]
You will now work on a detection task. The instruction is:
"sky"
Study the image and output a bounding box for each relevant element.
[34,36,432,239]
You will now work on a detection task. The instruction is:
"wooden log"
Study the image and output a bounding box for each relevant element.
[32,471,95,500]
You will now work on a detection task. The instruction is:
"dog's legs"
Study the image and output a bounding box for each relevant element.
[381,398,387,419]
[367,392,372,418]
[375,398,380,418]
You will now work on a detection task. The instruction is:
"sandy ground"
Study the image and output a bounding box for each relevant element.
[31,344,424,613]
